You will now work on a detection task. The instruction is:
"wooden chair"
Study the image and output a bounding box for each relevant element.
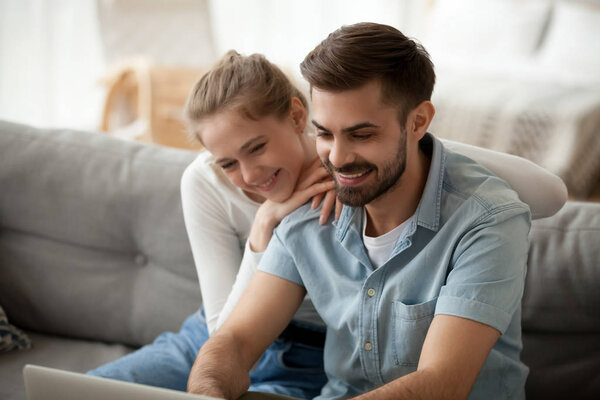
[100,61,204,151]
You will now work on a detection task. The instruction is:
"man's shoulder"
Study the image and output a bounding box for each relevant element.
[441,149,530,225]
[273,202,330,241]
[280,202,323,228]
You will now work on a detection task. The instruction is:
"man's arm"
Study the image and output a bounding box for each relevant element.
[187,271,306,399]
[355,314,499,400]
[356,208,529,400]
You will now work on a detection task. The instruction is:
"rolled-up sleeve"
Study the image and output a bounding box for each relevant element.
[258,228,305,287]
[436,208,531,334]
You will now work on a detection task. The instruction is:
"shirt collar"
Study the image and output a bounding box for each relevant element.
[335,132,446,240]
[414,132,445,232]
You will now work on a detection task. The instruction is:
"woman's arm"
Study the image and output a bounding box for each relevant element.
[443,140,568,219]
[181,158,246,334]
[215,240,261,330]
[216,158,334,330]
[182,155,333,334]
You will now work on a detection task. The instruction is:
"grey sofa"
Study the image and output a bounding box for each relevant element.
[0,121,598,400]
[0,121,201,399]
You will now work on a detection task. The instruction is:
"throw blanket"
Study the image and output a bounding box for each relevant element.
[0,305,31,352]
[431,74,600,198]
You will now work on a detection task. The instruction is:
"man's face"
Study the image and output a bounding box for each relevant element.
[312,81,407,207]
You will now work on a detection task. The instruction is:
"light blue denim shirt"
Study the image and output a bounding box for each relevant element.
[259,133,531,400]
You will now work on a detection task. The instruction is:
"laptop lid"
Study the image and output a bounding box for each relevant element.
[23,364,223,400]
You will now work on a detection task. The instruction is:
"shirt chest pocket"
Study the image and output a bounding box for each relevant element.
[392,297,437,367]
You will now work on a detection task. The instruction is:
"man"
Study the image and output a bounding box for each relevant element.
[187,22,530,400]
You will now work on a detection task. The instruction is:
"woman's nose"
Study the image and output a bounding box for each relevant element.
[241,163,263,185]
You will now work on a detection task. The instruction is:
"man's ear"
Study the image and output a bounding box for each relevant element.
[290,97,307,135]
[408,100,435,141]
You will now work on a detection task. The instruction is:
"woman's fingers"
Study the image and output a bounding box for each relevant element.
[312,192,325,209]
[271,180,335,226]
[319,190,337,225]
[286,181,335,214]
[335,198,343,221]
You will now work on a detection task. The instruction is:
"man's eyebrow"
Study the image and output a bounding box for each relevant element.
[311,120,329,132]
[215,135,266,164]
[312,120,379,134]
[341,122,379,133]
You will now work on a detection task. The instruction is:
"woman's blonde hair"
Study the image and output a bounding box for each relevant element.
[185,50,308,142]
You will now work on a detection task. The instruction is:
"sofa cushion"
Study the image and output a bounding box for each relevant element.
[0,121,202,347]
[523,201,600,332]
[522,201,600,399]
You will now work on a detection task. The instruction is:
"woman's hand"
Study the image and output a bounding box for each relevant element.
[298,157,342,225]
[248,158,336,252]
[311,190,343,225]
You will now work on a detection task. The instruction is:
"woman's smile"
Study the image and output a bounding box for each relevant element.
[255,169,281,192]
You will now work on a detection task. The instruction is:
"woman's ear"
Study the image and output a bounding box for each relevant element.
[290,97,307,135]
[408,100,435,141]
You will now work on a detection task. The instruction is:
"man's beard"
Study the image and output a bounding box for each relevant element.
[322,131,407,207]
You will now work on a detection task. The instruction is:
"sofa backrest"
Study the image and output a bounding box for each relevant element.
[1,121,599,395]
[523,201,600,399]
[0,121,201,347]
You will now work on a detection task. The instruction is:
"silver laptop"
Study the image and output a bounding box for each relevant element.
[23,364,223,400]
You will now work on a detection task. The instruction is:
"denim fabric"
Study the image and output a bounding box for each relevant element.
[88,309,326,399]
[259,133,531,399]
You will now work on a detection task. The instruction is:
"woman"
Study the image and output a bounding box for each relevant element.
[90,50,567,399]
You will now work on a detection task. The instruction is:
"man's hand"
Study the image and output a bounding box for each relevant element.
[187,331,251,399]
[187,272,307,399]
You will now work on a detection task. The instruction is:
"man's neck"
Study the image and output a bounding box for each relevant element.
[364,147,431,237]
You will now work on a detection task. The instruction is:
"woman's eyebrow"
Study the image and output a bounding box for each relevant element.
[239,135,266,151]
[214,135,267,164]
[214,157,233,165]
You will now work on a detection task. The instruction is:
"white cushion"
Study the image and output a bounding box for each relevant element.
[537,0,600,84]
[425,0,551,70]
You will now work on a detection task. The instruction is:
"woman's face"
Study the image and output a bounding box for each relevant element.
[198,106,307,203]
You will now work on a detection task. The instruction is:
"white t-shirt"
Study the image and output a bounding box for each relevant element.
[181,140,567,334]
[363,209,414,269]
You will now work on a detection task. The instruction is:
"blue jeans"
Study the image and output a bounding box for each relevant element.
[88,309,326,399]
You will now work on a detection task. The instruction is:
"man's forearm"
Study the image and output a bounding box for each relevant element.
[353,368,468,400]
[187,331,251,399]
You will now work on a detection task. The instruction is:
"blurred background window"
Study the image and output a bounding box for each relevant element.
[1,0,599,199]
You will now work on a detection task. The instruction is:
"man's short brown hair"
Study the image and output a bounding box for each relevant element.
[300,22,435,124]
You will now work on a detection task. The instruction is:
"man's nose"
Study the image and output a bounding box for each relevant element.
[328,139,353,169]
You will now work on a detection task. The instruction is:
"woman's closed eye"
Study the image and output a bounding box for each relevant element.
[249,143,266,154]
[220,160,237,170]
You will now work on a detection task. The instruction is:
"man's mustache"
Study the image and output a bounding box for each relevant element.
[321,159,376,175]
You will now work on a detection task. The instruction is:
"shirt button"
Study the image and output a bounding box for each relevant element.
[364,341,373,351]
[367,288,376,297]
